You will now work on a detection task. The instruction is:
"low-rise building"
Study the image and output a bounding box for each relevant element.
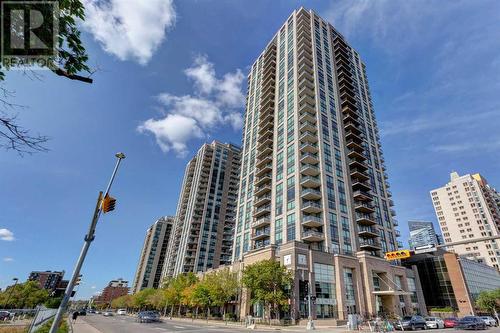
[402,250,500,317]
[95,278,129,305]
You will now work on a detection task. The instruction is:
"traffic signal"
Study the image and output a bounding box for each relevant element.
[384,250,411,261]
[76,275,82,285]
[102,194,116,213]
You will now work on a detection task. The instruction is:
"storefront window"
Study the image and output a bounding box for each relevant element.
[314,263,338,318]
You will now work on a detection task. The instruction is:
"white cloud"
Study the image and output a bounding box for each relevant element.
[139,56,245,157]
[0,229,14,241]
[184,55,217,95]
[3,257,14,262]
[91,286,96,289]
[82,0,176,65]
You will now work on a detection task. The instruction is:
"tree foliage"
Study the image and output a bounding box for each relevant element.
[0,281,52,308]
[476,289,500,319]
[242,259,293,319]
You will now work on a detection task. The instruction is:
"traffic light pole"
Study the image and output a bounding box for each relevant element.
[49,153,125,333]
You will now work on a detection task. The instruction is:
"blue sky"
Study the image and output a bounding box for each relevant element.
[1,0,499,299]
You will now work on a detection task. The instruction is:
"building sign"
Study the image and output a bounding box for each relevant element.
[316,298,336,305]
[284,254,292,266]
[385,250,411,261]
[414,244,437,254]
[298,254,307,266]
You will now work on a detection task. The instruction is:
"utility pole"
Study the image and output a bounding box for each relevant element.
[2,278,18,309]
[49,153,125,333]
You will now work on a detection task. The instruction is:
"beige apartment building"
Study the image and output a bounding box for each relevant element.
[230,7,425,321]
[132,216,174,294]
[431,172,500,269]
[162,141,241,278]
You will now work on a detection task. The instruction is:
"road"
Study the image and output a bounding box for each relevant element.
[75,314,273,333]
[75,314,500,333]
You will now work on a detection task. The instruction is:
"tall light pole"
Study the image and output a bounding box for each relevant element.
[3,278,19,309]
[50,153,126,333]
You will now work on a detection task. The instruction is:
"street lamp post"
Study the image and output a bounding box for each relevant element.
[3,278,19,309]
[49,153,126,333]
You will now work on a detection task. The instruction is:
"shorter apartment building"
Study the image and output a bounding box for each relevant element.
[28,270,70,297]
[132,216,174,293]
[431,172,500,269]
[403,250,500,317]
[95,278,129,305]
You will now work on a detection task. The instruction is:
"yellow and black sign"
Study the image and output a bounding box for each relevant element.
[385,250,411,261]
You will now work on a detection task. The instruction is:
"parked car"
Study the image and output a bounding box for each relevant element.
[137,311,160,323]
[425,317,445,329]
[78,310,87,316]
[480,316,497,327]
[0,311,12,321]
[444,317,459,328]
[116,309,127,315]
[394,315,427,330]
[102,311,114,317]
[456,316,487,330]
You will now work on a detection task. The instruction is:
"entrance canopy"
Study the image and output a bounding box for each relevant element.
[372,290,412,296]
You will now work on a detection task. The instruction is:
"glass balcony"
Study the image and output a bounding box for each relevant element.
[300,142,319,153]
[252,228,270,240]
[358,226,379,238]
[359,239,382,251]
[252,216,271,228]
[300,175,321,188]
[300,152,319,165]
[354,202,375,213]
[356,213,376,226]
[302,230,324,242]
[301,188,322,200]
[302,200,322,213]
[301,215,323,227]
[254,204,271,217]
[300,163,320,176]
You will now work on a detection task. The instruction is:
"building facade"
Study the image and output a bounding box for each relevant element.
[403,250,500,317]
[162,141,241,277]
[230,7,424,321]
[431,172,500,269]
[28,271,65,291]
[95,278,129,305]
[132,216,174,293]
[408,220,441,250]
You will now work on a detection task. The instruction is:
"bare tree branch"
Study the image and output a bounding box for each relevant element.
[0,112,49,155]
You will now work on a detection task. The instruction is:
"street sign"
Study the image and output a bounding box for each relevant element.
[414,244,437,254]
[385,249,411,261]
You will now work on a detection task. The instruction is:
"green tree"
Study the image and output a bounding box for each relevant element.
[0,0,92,154]
[0,281,50,308]
[476,289,500,323]
[163,273,198,317]
[207,269,239,321]
[242,259,293,322]
[191,279,213,321]
[132,288,156,310]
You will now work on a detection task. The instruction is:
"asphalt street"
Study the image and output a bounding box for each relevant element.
[76,314,500,333]
[77,314,272,333]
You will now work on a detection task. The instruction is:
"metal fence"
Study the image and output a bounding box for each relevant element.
[27,305,58,333]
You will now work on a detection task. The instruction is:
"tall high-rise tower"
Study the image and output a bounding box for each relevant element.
[132,216,174,293]
[408,220,441,250]
[163,141,241,278]
[431,172,500,269]
[230,8,423,320]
